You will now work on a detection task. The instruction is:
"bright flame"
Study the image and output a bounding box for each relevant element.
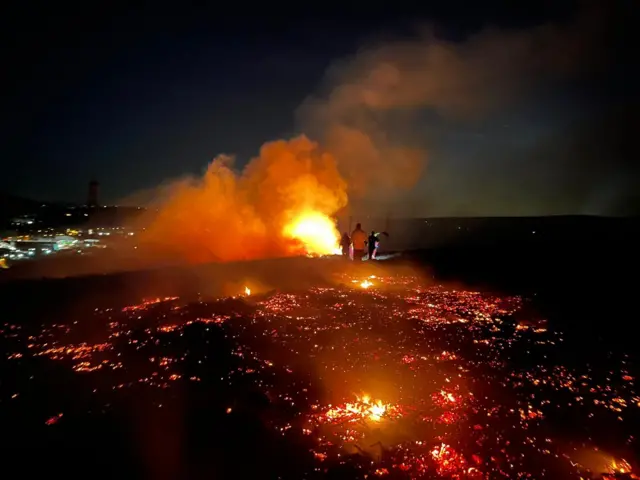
[358,393,387,421]
[134,136,348,264]
[244,286,251,296]
[360,280,373,289]
[368,401,387,421]
[283,211,340,256]
[609,458,632,474]
[319,394,398,424]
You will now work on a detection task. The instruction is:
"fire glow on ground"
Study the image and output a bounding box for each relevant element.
[1,270,638,479]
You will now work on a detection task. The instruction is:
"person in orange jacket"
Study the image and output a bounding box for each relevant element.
[350,223,366,261]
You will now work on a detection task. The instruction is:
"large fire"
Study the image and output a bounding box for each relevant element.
[283,211,341,256]
[135,136,348,263]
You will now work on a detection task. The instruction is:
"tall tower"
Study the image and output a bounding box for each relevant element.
[88,180,99,207]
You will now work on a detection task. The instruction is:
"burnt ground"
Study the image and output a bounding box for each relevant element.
[0,220,638,479]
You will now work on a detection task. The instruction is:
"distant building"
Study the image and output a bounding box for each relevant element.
[88,180,99,207]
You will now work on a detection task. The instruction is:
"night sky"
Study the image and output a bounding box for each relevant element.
[3,1,638,215]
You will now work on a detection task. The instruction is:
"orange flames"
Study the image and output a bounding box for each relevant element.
[318,394,400,424]
[282,211,340,256]
[608,458,632,475]
[135,136,347,263]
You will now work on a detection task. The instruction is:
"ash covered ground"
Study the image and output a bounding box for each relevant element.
[0,258,638,479]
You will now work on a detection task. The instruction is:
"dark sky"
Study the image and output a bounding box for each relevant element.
[2,1,638,215]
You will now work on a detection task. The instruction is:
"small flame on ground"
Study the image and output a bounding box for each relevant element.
[609,458,632,475]
[244,286,251,296]
[360,280,373,289]
[283,211,340,256]
[319,394,397,424]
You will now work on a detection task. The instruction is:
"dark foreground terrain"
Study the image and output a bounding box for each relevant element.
[0,221,638,479]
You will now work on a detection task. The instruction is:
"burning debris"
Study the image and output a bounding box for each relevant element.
[1,270,638,478]
[314,395,402,425]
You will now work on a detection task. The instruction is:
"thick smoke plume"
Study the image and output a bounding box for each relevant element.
[137,136,347,263]
[130,6,602,263]
[298,5,602,215]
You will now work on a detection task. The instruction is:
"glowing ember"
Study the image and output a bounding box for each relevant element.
[316,395,400,424]
[6,271,639,479]
[122,296,178,312]
[430,443,472,477]
[282,211,340,256]
[45,413,63,425]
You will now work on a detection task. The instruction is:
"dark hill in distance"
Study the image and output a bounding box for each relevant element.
[0,192,42,220]
[341,214,640,252]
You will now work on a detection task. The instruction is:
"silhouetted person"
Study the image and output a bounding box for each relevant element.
[367,231,378,260]
[340,232,351,257]
[351,223,366,261]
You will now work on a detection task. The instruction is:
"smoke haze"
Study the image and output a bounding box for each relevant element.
[297,5,603,216]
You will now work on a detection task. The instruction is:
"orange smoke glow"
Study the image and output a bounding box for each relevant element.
[135,136,347,264]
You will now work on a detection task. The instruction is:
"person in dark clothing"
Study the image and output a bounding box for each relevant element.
[340,232,351,257]
[367,231,378,260]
